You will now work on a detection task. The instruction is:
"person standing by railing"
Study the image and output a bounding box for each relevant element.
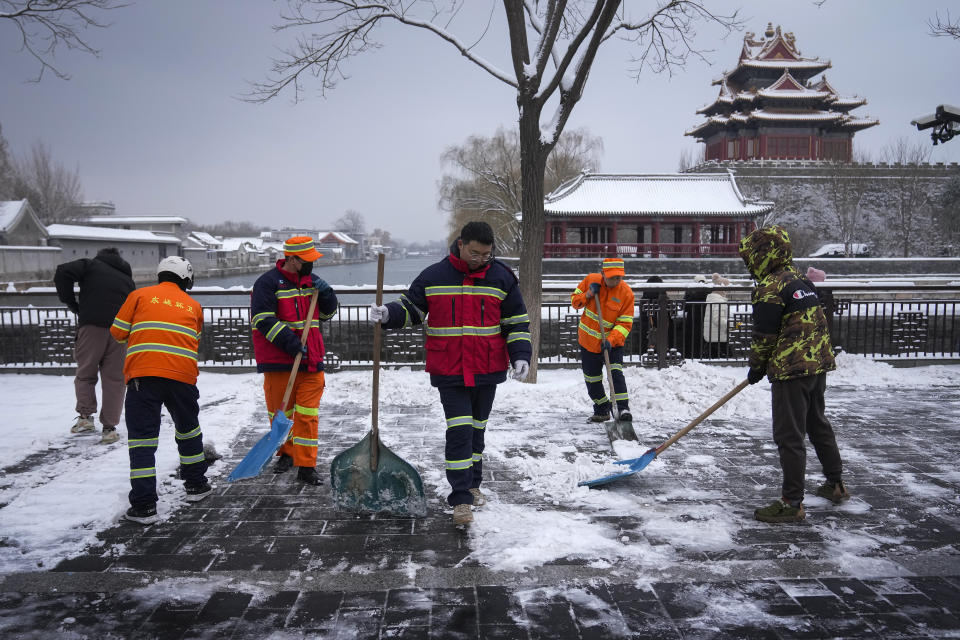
[570,258,635,423]
[703,273,731,358]
[740,226,850,524]
[54,247,135,444]
[368,221,531,526]
[250,236,339,486]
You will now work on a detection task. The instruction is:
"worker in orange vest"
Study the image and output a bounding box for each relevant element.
[110,256,209,525]
[570,258,635,422]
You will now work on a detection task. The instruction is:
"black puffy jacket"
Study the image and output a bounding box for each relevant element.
[54,249,136,328]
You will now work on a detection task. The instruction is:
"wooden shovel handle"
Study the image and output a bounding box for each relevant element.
[370,253,385,471]
[279,287,320,415]
[656,379,750,455]
[594,292,620,420]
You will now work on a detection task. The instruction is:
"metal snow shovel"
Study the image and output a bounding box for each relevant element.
[579,379,749,487]
[228,287,320,482]
[594,293,639,444]
[329,253,428,517]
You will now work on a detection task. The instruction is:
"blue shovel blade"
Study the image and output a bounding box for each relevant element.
[227,412,293,482]
[577,448,658,488]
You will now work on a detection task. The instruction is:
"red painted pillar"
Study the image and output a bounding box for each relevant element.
[692,222,701,257]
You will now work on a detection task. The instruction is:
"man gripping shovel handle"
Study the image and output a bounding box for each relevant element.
[227,288,319,482]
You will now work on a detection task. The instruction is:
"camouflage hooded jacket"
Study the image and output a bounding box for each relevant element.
[738,226,836,381]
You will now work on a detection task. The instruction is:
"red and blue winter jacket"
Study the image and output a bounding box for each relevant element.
[250,260,339,373]
[382,248,531,388]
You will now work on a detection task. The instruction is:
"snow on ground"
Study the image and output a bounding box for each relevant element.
[0,354,958,574]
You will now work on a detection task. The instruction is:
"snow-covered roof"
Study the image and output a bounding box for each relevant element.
[317,231,359,245]
[86,216,188,225]
[45,224,181,243]
[218,236,262,252]
[0,200,46,235]
[188,231,221,247]
[543,173,773,217]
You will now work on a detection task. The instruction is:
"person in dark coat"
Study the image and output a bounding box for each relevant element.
[369,221,531,526]
[54,247,136,443]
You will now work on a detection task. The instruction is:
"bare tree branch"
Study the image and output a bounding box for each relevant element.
[0,0,126,81]
[928,10,960,39]
[249,0,516,103]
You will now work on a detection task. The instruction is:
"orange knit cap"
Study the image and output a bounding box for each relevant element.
[284,236,322,261]
[601,257,625,277]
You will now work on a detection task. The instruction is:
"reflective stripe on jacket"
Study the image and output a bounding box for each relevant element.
[382,249,531,387]
[250,260,339,374]
[570,273,635,353]
[110,282,203,385]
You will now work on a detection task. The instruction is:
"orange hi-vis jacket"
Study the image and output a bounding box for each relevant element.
[110,282,204,385]
[571,273,635,353]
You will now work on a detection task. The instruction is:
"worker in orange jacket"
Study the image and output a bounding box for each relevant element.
[110,256,209,525]
[570,258,635,422]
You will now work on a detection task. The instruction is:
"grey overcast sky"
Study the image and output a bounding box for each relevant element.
[1,1,958,242]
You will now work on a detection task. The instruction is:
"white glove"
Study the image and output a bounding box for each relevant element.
[369,304,389,323]
[512,360,530,381]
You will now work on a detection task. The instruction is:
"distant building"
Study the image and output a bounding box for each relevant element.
[543,173,772,258]
[687,23,878,162]
[0,200,56,283]
[85,215,188,237]
[317,231,362,260]
[0,200,48,246]
[45,224,181,279]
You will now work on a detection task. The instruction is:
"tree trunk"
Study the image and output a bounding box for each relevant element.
[517,107,548,383]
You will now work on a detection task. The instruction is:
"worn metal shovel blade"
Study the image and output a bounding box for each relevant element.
[578,447,657,488]
[604,417,639,444]
[227,413,293,482]
[329,431,428,517]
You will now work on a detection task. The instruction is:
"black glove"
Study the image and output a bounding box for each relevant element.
[747,367,765,385]
[601,339,611,352]
[588,282,601,297]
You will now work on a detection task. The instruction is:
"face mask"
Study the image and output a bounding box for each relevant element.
[299,261,314,276]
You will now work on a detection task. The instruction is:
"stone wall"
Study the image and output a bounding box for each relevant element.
[0,246,62,284]
[686,160,960,257]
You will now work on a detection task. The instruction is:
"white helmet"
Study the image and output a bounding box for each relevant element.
[157,256,194,286]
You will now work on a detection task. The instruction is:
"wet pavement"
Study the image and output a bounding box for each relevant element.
[1,384,959,639]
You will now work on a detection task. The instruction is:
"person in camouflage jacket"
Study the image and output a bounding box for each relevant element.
[739,226,850,523]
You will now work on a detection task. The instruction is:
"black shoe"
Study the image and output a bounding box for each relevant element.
[185,481,213,502]
[619,410,633,421]
[124,505,158,525]
[273,453,293,474]
[589,413,610,423]
[297,466,324,486]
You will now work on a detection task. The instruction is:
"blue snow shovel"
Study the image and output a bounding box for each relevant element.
[578,379,749,487]
[227,287,320,482]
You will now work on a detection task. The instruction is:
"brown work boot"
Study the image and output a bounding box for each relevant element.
[754,499,805,523]
[452,504,473,525]
[469,488,486,507]
[815,480,851,504]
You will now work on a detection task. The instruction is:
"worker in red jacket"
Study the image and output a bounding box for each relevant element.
[110,257,209,525]
[369,221,531,526]
[250,236,339,485]
[570,258,635,422]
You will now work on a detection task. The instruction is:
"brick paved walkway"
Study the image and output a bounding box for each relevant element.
[1,385,960,639]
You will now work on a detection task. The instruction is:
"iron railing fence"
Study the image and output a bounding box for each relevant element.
[1,285,958,370]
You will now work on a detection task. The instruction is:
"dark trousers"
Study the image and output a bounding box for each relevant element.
[438,384,497,507]
[771,373,843,503]
[124,376,206,508]
[581,347,628,416]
